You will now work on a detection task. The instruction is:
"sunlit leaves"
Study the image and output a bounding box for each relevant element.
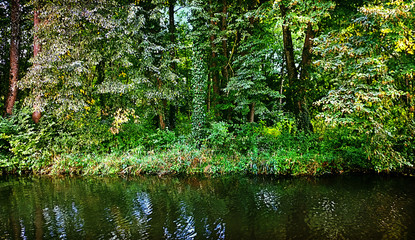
[273,0,335,30]
[314,0,415,170]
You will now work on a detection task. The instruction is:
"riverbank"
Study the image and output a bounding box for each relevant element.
[1,147,414,177]
[1,113,414,177]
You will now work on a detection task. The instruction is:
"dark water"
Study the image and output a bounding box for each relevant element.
[0,175,414,240]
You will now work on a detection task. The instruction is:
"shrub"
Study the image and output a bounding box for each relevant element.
[0,108,54,170]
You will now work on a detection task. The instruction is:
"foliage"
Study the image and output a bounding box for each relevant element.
[191,48,207,142]
[0,0,414,176]
[225,4,284,122]
[0,108,52,170]
[314,0,415,171]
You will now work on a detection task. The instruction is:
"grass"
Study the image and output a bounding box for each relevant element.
[0,146,353,177]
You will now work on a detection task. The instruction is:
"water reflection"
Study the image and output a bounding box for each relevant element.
[0,175,414,239]
[256,189,281,212]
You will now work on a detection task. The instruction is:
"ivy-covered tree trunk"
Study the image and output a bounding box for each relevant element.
[5,0,21,116]
[191,49,207,142]
[32,9,41,124]
[279,3,313,132]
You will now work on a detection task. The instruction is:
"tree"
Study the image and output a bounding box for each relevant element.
[314,0,415,171]
[31,4,41,123]
[276,0,335,132]
[20,0,185,132]
[226,2,283,123]
[0,0,11,113]
[4,0,21,116]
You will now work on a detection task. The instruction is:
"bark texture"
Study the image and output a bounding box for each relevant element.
[32,10,42,123]
[249,102,255,123]
[5,0,21,116]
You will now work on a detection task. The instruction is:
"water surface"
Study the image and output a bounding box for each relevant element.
[0,175,414,239]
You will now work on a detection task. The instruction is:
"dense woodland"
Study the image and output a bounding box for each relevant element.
[0,0,414,175]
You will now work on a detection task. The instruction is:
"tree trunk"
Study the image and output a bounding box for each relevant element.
[279,4,297,86]
[159,113,166,130]
[169,0,176,61]
[209,0,220,114]
[157,77,166,130]
[300,22,314,81]
[207,74,211,112]
[245,16,258,123]
[211,39,219,110]
[221,0,229,85]
[5,0,21,116]
[279,4,313,132]
[168,0,176,130]
[249,102,255,123]
[221,0,234,121]
[32,10,42,123]
[297,22,314,132]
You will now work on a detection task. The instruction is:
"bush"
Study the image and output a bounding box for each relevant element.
[205,121,233,151]
[319,126,368,170]
[109,120,179,151]
[0,108,54,171]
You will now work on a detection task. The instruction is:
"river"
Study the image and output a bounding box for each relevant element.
[0,174,414,239]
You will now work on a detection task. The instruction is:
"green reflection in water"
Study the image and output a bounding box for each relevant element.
[0,175,414,239]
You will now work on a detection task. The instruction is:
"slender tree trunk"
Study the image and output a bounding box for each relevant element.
[209,0,219,114]
[221,0,233,121]
[207,74,211,112]
[249,102,255,123]
[32,10,42,123]
[5,0,21,116]
[157,77,166,130]
[246,16,257,123]
[211,42,219,110]
[279,4,297,86]
[221,0,228,85]
[159,114,166,130]
[168,0,176,130]
[33,11,41,61]
[169,0,176,62]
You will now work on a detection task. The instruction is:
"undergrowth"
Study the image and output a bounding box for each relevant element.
[0,110,413,176]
